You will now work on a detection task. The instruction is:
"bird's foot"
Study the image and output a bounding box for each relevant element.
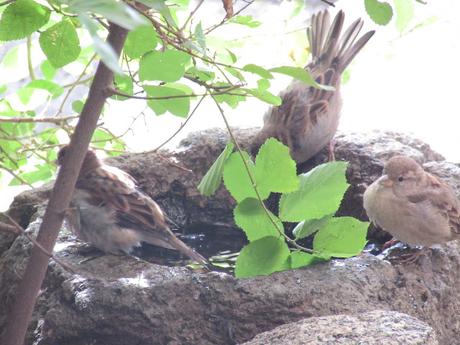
[328,139,336,161]
[382,238,400,250]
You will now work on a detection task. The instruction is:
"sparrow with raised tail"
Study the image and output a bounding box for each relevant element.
[251,10,375,163]
[57,146,207,264]
[363,156,460,253]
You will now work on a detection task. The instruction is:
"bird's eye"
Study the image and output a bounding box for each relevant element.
[398,176,404,182]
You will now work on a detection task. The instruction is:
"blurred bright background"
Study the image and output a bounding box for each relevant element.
[1,0,459,210]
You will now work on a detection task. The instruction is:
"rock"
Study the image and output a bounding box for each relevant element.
[240,310,438,345]
[2,130,460,345]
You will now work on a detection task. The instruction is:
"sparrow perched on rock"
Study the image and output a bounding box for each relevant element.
[251,10,374,163]
[363,155,460,251]
[57,146,207,264]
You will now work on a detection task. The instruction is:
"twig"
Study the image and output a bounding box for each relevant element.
[180,0,205,32]
[1,214,76,274]
[0,115,78,124]
[0,221,18,234]
[211,94,314,254]
[152,95,205,152]
[108,85,243,100]
[0,164,34,188]
[320,0,335,6]
[26,36,36,81]
[204,0,254,35]
[54,54,97,117]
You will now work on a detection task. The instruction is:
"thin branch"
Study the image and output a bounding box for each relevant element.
[0,115,78,124]
[211,94,314,254]
[0,164,34,188]
[180,0,205,32]
[0,221,19,234]
[54,54,97,117]
[152,94,205,152]
[1,214,76,274]
[204,0,254,35]
[108,85,243,100]
[26,36,36,81]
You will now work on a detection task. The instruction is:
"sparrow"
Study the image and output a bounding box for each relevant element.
[363,155,460,250]
[57,146,207,264]
[251,10,374,163]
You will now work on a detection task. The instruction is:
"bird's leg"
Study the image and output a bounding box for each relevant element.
[328,139,336,161]
[382,238,399,250]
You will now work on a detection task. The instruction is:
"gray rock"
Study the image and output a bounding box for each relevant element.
[2,130,460,345]
[241,310,438,345]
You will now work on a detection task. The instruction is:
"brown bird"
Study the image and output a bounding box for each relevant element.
[363,155,460,252]
[251,10,375,163]
[58,146,207,264]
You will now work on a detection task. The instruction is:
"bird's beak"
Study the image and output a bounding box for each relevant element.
[378,175,393,188]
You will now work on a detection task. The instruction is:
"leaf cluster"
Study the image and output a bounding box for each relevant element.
[199,138,369,278]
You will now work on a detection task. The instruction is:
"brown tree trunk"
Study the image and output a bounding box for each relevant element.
[1,23,128,345]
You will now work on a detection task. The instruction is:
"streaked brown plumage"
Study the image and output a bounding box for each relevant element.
[58,146,207,264]
[251,10,374,163]
[363,155,460,247]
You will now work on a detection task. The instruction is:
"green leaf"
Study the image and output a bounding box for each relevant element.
[364,0,393,26]
[40,60,57,80]
[254,138,299,194]
[0,0,50,41]
[198,142,234,196]
[293,215,333,240]
[139,49,191,82]
[92,128,113,148]
[72,100,84,113]
[279,161,349,222]
[245,88,281,106]
[243,64,273,79]
[313,217,368,258]
[394,0,414,33]
[230,15,261,28]
[16,86,34,105]
[136,0,177,28]
[290,251,322,269]
[186,66,215,82]
[0,85,7,94]
[270,66,334,91]
[234,198,282,241]
[78,13,123,74]
[144,84,191,117]
[26,80,64,99]
[68,0,146,30]
[39,19,81,68]
[226,48,237,63]
[225,67,245,82]
[223,151,270,202]
[194,22,206,52]
[235,236,290,278]
[112,74,133,101]
[213,84,246,108]
[9,164,53,186]
[124,24,158,59]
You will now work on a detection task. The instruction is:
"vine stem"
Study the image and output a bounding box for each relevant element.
[210,94,314,254]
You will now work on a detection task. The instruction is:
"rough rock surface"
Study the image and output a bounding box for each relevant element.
[241,310,438,345]
[1,130,460,345]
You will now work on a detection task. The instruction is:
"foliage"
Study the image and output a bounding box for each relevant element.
[199,138,369,278]
[0,0,426,189]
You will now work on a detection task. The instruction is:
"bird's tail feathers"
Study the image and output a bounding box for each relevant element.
[142,229,208,265]
[308,10,375,73]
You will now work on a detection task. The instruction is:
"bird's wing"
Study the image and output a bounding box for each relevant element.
[76,165,168,230]
[406,173,460,235]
